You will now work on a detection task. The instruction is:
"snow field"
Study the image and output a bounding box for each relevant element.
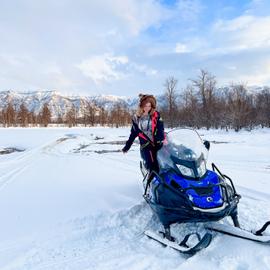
[0,127,269,269]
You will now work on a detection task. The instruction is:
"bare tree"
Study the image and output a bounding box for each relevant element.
[4,102,16,127]
[18,103,29,127]
[0,109,4,126]
[56,113,63,125]
[65,105,76,128]
[164,76,178,128]
[98,106,108,126]
[28,110,37,126]
[87,101,96,126]
[227,83,253,131]
[190,69,217,129]
[110,101,131,128]
[180,85,199,127]
[256,87,270,128]
[41,103,51,127]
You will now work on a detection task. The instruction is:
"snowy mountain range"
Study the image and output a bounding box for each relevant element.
[0,85,268,120]
[0,90,138,119]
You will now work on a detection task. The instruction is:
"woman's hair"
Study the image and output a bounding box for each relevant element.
[136,93,157,116]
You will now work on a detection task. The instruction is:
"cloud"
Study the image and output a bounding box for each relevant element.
[233,59,270,85]
[214,15,254,32]
[245,0,270,16]
[76,54,158,84]
[0,0,170,93]
[200,48,270,87]
[110,0,168,36]
[0,0,167,38]
[176,0,204,22]
[0,54,75,91]
[175,43,191,53]
[130,63,158,76]
[76,54,129,84]
[212,15,270,53]
[1,0,270,95]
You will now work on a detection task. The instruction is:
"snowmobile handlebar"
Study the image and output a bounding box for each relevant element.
[211,163,240,197]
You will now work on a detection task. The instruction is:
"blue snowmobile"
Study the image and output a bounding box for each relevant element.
[140,128,270,255]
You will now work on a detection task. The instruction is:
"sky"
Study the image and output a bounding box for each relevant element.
[0,0,270,96]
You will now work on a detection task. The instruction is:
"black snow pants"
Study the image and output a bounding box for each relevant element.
[140,144,159,174]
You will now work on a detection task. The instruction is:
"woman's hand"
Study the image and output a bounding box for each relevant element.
[156,141,163,150]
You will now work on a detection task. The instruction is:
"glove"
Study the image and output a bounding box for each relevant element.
[122,146,129,153]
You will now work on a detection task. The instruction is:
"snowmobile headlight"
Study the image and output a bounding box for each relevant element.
[197,161,206,177]
[176,164,195,178]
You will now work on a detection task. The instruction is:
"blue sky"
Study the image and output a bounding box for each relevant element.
[0,0,270,96]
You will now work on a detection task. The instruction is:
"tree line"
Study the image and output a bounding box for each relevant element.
[0,101,133,128]
[1,69,270,130]
[161,70,270,131]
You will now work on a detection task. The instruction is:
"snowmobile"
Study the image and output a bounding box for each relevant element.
[140,128,270,255]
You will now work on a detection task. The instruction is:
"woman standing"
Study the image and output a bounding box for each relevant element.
[122,94,165,174]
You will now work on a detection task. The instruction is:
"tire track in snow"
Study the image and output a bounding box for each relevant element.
[41,134,78,157]
[0,135,76,191]
[0,163,31,191]
[41,133,140,175]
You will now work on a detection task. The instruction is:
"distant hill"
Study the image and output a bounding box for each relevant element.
[0,90,138,120]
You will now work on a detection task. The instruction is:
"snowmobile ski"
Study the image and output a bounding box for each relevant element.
[144,230,212,255]
[205,222,270,244]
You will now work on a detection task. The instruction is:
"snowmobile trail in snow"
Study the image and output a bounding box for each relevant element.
[0,163,31,191]
[0,137,73,191]
[0,149,40,191]
[42,133,140,174]
[41,134,78,157]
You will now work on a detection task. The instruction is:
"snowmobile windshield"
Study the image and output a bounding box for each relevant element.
[157,128,209,178]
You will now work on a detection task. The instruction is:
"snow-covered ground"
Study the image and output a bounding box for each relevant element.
[0,127,269,270]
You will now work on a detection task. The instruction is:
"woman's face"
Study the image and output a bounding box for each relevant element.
[143,102,152,114]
